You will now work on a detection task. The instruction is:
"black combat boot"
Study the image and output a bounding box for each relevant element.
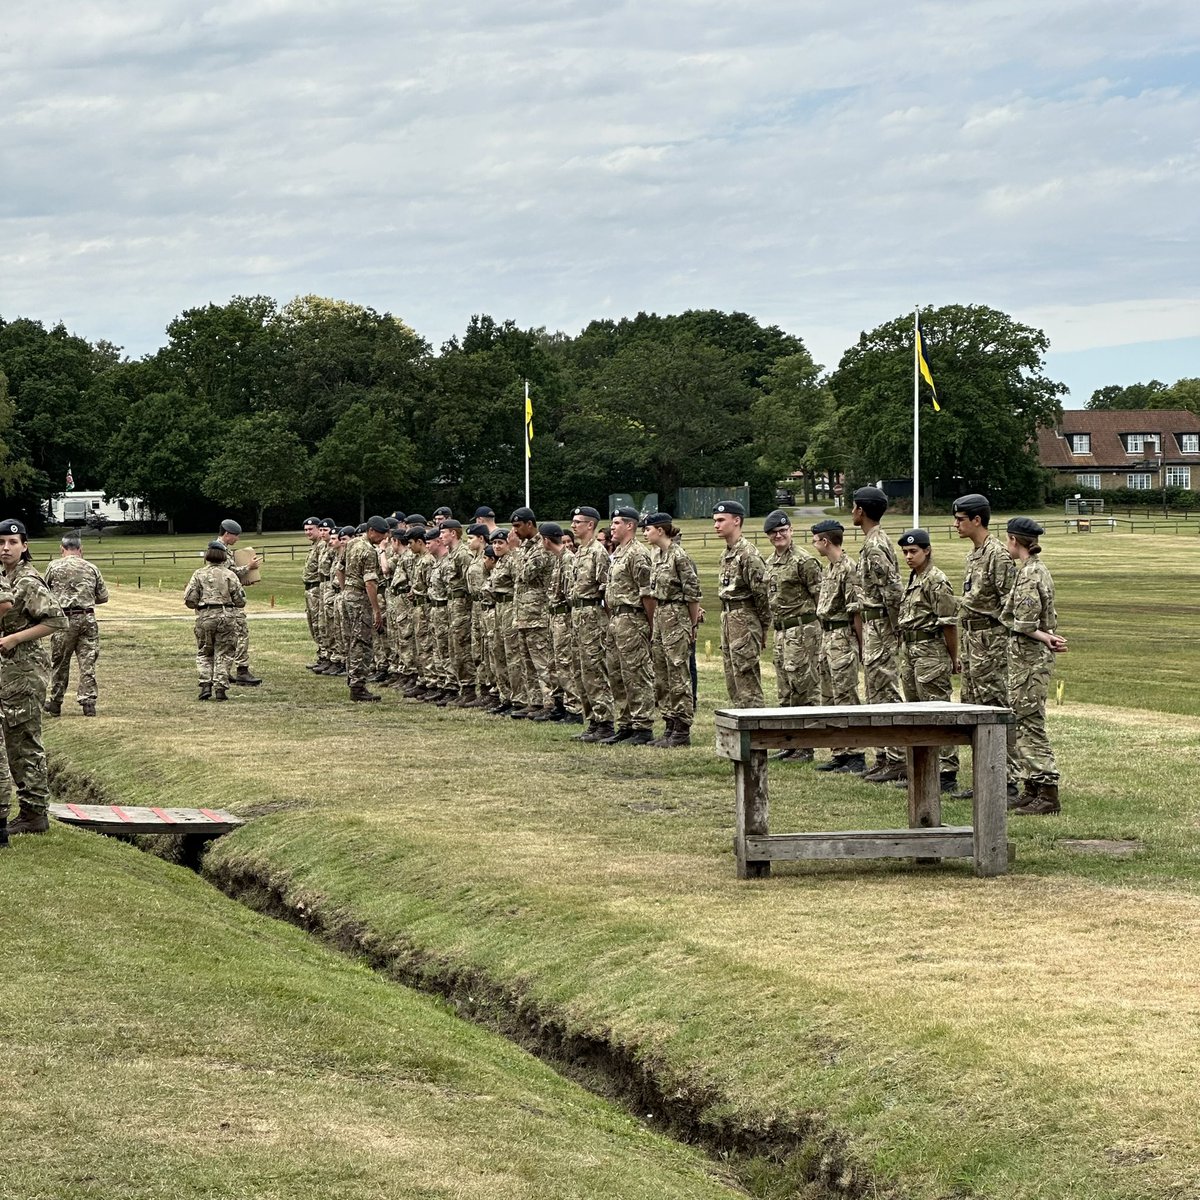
[198,683,213,701]
[6,806,50,835]
[213,685,229,701]
[664,723,692,748]
[81,701,97,717]
[350,683,382,703]
[580,721,614,743]
[43,697,62,717]
[234,666,263,687]
[1013,781,1060,816]
[598,726,635,745]
[624,727,655,746]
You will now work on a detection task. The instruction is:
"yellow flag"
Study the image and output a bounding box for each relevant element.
[525,390,533,459]
[916,315,940,412]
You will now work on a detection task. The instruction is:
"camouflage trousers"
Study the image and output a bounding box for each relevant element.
[961,621,1021,781]
[412,605,435,686]
[304,585,321,652]
[516,624,554,711]
[720,607,764,708]
[317,581,335,662]
[472,603,496,692]
[342,591,375,688]
[392,594,416,677]
[227,607,251,677]
[447,596,473,689]
[607,611,655,730]
[194,609,237,687]
[652,603,693,725]
[900,637,959,773]
[1007,636,1059,785]
[50,612,101,704]
[430,605,453,688]
[372,592,391,672]
[1,645,50,813]
[493,599,518,702]
[818,626,861,757]
[572,605,613,724]
[772,618,820,707]
[862,617,904,766]
[323,587,347,665]
[550,613,582,714]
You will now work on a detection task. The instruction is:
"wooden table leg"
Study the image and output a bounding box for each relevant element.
[971,723,1009,876]
[734,748,770,879]
[907,746,942,864]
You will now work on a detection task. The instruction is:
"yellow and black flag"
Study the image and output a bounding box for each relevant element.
[524,384,533,459]
[915,314,940,412]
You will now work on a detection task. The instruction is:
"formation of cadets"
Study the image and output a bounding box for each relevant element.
[296,490,1066,814]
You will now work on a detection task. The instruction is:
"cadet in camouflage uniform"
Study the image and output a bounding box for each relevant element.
[403,527,436,698]
[464,524,496,707]
[510,508,555,719]
[301,517,325,669]
[568,505,615,743]
[895,529,959,785]
[314,520,341,674]
[644,513,701,748]
[0,571,14,842]
[44,534,109,717]
[0,519,68,835]
[1002,518,1068,815]
[601,505,656,745]
[425,528,456,703]
[183,540,245,703]
[762,509,821,760]
[811,519,865,773]
[712,500,769,707]
[953,493,1019,799]
[216,519,262,687]
[381,527,409,686]
[342,515,387,702]
[440,519,475,704]
[541,523,581,723]
[852,487,906,781]
[485,528,520,713]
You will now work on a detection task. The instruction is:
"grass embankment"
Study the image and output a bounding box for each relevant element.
[35,525,1200,1199]
[1,829,743,1200]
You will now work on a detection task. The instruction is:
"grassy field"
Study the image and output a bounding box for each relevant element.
[14,523,1200,1198]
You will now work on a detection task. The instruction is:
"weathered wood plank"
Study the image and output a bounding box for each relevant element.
[908,745,943,865]
[744,829,976,861]
[734,750,770,879]
[744,726,974,750]
[49,803,244,836]
[715,702,1012,731]
[971,723,1010,877]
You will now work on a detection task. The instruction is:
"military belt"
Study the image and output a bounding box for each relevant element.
[657,598,687,605]
[449,590,469,599]
[721,598,754,610]
[612,603,645,616]
[819,617,850,630]
[861,605,886,620]
[571,597,603,608]
[430,599,448,607]
[902,628,942,644]
[492,594,513,604]
[303,582,319,590]
[550,602,571,615]
[411,596,428,606]
[961,614,1002,631]
[773,613,816,631]
[196,603,236,610]
[63,606,95,614]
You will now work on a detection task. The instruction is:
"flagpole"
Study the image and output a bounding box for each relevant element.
[912,308,921,527]
[523,379,531,509]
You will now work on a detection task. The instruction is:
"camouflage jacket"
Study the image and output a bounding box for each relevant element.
[220,538,254,583]
[513,537,551,628]
[443,542,473,598]
[718,536,768,625]
[651,542,701,604]
[302,542,322,585]
[487,552,516,600]
[960,535,1015,621]
[605,539,652,610]
[569,539,609,602]
[899,564,957,635]
[815,555,860,624]
[343,537,380,592]
[1002,556,1058,636]
[764,544,820,623]
[44,556,110,610]
[183,565,246,610]
[857,527,902,626]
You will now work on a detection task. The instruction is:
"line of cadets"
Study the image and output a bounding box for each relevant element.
[298,489,1066,813]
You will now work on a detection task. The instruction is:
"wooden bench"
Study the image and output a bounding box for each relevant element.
[714,702,1014,879]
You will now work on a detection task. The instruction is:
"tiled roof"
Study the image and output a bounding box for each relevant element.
[1038,409,1200,470]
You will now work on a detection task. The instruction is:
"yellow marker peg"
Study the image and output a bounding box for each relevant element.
[1056,679,1064,705]
[704,639,713,660]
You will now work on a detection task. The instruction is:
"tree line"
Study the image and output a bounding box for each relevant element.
[0,295,1157,533]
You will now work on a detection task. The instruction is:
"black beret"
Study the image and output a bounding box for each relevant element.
[571,505,601,521]
[1007,516,1044,538]
[852,486,889,510]
[366,515,389,533]
[473,505,495,519]
[712,500,745,517]
[406,513,427,526]
[510,507,536,523]
[206,539,227,555]
[433,506,453,517]
[303,516,321,528]
[355,522,368,534]
[441,518,463,531]
[392,511,407,522]
[467,523,489,537]
[489,528,510,543]
[220,519,242,535]
[391,526,406,539]
[953,493,990,515]
[811,519,843,535]
[385,516,399,528]
[642,512,673,528]
[484,545,497,560]
[340,525,358,538]
[0,518,27,537]
[763,509,790,533]
[611,505,639,521]
[408,527,429,542]
[538,522,564,539]
[898,528,931,549]
[320,518,336,530]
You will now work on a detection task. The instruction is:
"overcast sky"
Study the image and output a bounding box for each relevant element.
[2,0,1197,406]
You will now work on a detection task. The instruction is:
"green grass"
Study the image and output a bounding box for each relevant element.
[20,524,1200,1197]
[1,827,743,1200]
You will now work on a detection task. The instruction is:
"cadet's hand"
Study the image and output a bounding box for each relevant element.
[0,634,14,655]
[951,658,961,675]
[1047,633,1068,654]
[373,612,385,633]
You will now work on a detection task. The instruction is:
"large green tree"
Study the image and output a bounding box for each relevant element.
[202,412,310,534]
[750,349,830,500]
[829,304,1066,507]
[311,400,417,522]
[1086,380,1170,411]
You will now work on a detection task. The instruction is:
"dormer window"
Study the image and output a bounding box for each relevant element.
[1182,434,1199,454]
[1070,433,1090,454]
[1126,433,1159,454]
